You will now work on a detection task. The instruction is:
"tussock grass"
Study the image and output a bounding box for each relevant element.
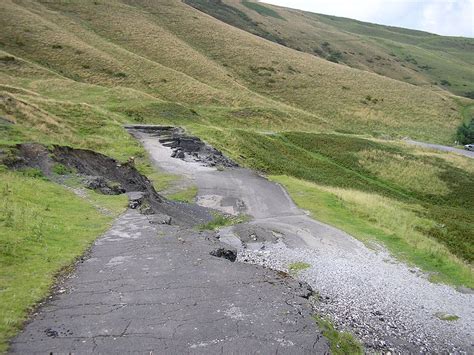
[166,186,198,203]
[198,213,249,231]
[314,316,363,355]
[358,149,450,195]
[288,262,311,274]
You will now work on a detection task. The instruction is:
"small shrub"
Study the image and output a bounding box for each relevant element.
[456,119,474,144]
[440,79,451,86]
[0,56,16,63]
[463,91,474,99]
[51,44,63,49]
[313,48,324,56]
[114,72,127,78]
[18,168,44,179]
[52,163,73,175]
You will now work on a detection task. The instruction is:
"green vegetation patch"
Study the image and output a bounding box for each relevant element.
[288,262,311,273]
[184,0,287,44]
[166,185,198,203]
[198,213,249,231]
[52,163,74,175]
[314,316,363,355]
[456,118,474,145]
[434,312,459,321]
[242,1,285,20]
[0,171,124,352]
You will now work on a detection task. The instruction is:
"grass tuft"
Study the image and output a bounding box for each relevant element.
[166,185,198,203]
[198,213,249,231]
[314,316,363,355]
[288,262,311,274]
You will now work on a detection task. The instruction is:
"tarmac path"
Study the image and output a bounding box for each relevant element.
[11,128,473,353]
[132,129,473,353]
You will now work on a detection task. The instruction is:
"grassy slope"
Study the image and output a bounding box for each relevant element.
[0,171,127,352]
[187,0,474,98]
[0,0,465,143]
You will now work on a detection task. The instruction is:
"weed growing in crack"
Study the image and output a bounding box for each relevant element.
[198,213,249,231]
[314,316,363,355]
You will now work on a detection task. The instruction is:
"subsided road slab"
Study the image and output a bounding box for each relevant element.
[132,127,474,353]
[10,210,328,354]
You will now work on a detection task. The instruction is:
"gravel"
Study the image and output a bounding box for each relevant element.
[239,241,473,354]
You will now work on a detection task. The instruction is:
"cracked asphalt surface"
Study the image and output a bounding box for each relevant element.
[132,129,473,353]
[12,128,473,353]
[11,211,328,354]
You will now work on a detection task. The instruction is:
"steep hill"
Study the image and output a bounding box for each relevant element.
[0,0,469,143]
[186,0,474,98]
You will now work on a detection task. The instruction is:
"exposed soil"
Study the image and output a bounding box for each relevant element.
[3,143,212,226]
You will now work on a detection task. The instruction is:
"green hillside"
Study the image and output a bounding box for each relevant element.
[186,0,474,98]
[0,0,468,143]
[0,0,473,350]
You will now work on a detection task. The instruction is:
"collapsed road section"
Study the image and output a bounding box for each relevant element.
[129,125,474,354]
[8,140,329,353]
[126,125,237,168]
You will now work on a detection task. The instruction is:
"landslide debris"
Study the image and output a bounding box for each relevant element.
[2,143,212,226]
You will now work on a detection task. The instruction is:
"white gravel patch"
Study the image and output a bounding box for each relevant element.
[239,242,474,353]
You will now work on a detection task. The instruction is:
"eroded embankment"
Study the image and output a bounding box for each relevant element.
[3,143,212,226]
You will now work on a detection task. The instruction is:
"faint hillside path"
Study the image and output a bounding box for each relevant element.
[10,210,328,353]
[133,129,474,354]
[404,139,474,159]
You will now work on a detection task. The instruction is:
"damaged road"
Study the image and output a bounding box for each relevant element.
[11,210,328,353]
[130,126,474,354]
[8,142,329,353]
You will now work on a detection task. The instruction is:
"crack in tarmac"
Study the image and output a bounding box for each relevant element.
[10,209,328,353]
[10,128,473,354]
[130,128,473,354]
